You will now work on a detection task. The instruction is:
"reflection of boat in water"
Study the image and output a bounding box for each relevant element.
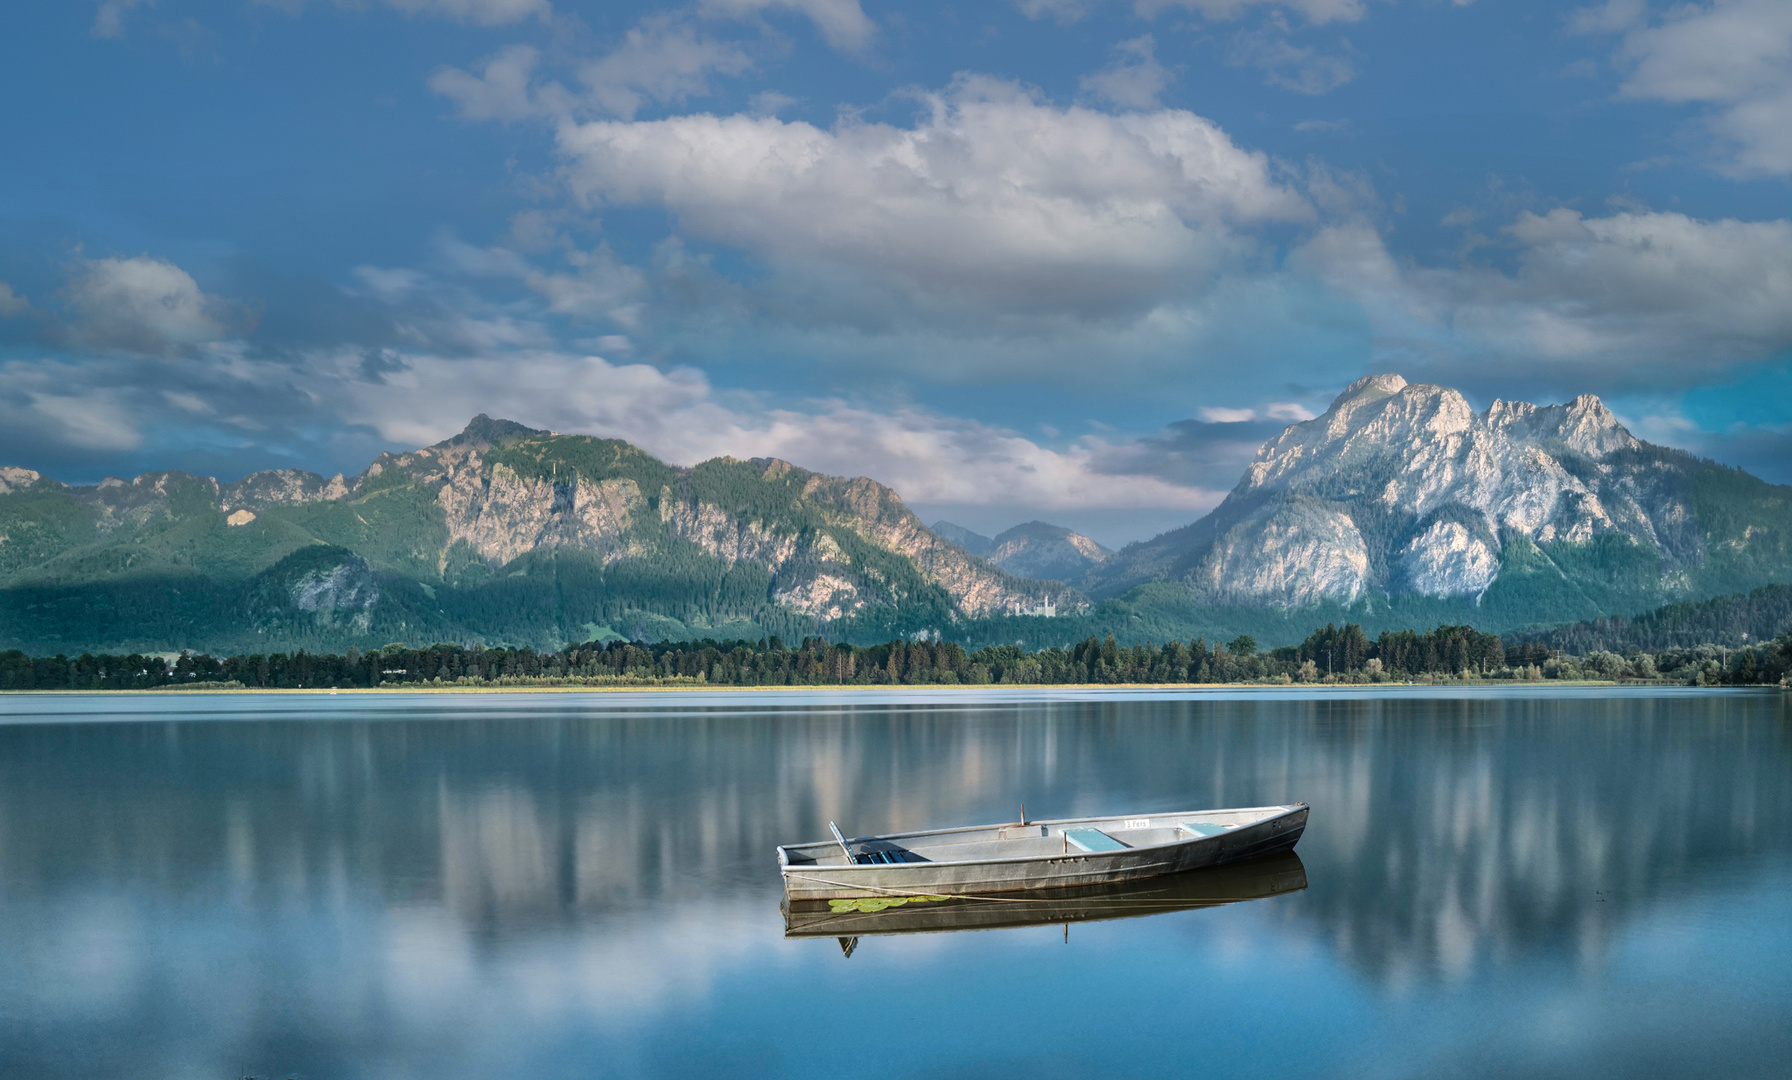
[778,804,1308,902]
[784,851,1307,948]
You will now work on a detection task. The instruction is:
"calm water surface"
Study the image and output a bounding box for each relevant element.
[1,687,1788,1079]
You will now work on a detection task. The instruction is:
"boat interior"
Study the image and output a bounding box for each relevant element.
[780,806,1300,867]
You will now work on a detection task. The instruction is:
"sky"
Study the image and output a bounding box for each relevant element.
[1,0,1790,547]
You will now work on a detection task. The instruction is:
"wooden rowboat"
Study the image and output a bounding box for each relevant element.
[777,803,1308,902]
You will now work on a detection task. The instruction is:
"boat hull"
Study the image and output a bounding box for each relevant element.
[778,804,1307,902]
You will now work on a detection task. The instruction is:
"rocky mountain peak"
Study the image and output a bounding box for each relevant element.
[1558,394,1638,457]
[1244,377,1651,545]
[1317,373,1418,439]
[987,522,1112,583]
[443,414,549,450]
[1331,372,1407,409]
[1088,373,1752,610]
[0,467,45,495]
[1486,392,1638,458]
[222,468,347,513]
[1246,375,1478,496]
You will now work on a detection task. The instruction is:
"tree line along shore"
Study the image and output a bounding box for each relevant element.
[4,621,1789,692]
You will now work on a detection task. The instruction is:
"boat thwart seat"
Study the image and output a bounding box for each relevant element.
[1063,827,1129,853]
[1179,822,1231,838]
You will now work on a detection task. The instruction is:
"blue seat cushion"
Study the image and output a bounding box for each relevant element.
[1064,827,1128,852]
[1180,822,1228,838]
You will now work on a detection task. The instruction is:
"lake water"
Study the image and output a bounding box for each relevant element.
[1,687,1788,1079]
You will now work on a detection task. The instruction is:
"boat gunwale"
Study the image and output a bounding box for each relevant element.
[777,803,1306,873]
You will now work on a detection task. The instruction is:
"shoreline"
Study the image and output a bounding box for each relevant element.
[0,679,1752,696]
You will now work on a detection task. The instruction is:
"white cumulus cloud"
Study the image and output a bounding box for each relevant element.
[577,16,754,119]
[1227,16,1357,94]
[382,0,548,26]
[698,0,876,51]
[432,18,755,122]
[1198,406,1258,422]
[1021,0,1370,24]
[0,283,32,318]
[1137,0,1368,25]
[1081,35,1175,109]
[430,45,545,122]
[1593,0,1792,175]
[0,359,146,452]
[1294,207,1792,386]
[523,246,647,327]
[256,0,548,25]
[1015,0,1094,24]
[93,0,154,38]
[553,76,1310,321]
[65,256,231,355]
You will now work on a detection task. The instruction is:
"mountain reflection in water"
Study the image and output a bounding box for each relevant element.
[0,688,1788,1079]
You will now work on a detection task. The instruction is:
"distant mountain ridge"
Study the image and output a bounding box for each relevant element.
[930,520,1112,582]
[0,417,1079,654]
[1084,373,1792,627]
[929,521,994,556]
[5,373,1791,656]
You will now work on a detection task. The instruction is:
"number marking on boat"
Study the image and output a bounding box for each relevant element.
[1124,819,1151,830]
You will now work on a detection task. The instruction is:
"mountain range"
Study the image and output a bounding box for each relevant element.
[0,416,1074,654]
[2,375,1789,655]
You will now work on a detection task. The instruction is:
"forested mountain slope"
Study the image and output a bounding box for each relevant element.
[1516,584,1792,654]
[0,417,1077,654]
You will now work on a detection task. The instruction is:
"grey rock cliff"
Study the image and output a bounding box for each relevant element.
[350,427,1084,620]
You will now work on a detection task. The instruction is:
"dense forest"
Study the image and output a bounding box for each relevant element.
[5,619,1787,691]
[1518,584,1792,654]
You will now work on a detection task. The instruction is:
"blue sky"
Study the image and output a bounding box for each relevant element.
[2,0,1789,545]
